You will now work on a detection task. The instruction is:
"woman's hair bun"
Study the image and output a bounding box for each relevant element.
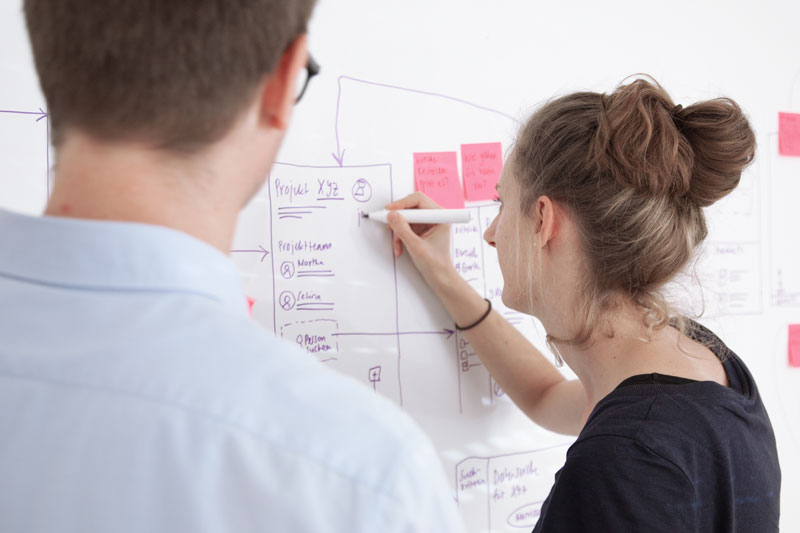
[590,76,755,208]
[676,97,756,207]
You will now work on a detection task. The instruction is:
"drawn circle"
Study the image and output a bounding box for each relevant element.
[351,179,373,203]
[280,261,296,279]
[507,502,543,528]
[279,291,296,311]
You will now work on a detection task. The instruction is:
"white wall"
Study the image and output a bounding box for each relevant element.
[2,1,798,531]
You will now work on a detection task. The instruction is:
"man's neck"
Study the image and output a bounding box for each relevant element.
[45,134,243,253]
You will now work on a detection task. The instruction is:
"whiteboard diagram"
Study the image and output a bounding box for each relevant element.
[767,132,800,307]
[456,445,569,531]
[231,77,550,416]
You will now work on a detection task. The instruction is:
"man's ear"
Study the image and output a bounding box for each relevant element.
[259,34,308,130]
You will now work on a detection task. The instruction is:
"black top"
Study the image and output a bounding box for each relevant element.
[532,320,781,532]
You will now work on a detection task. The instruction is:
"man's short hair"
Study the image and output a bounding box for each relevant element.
[24,0,316,151]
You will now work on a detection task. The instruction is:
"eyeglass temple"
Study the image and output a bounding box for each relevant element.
[295,54,320,103]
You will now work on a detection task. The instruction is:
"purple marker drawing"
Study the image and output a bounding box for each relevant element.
[332,328,455,339]
[316,178,342,200]
[297,270,334,278]
[387,164,403,405]
[278,291,296,311]
[369,365,382,391]
[296,303,335,312]
[230,245,270,262]
[455,444,570,530]
[332,76,520,167]
[280,319,340,357]
[0,108,48,121]
[279,261,296,279]
[351,179,372,202]
[267,163,406,403]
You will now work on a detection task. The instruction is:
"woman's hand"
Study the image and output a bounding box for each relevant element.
[386,192,583,435]
[384,192,456,290]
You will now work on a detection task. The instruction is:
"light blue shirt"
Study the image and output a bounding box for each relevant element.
[0,208,465,532]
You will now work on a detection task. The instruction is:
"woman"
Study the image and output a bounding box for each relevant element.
[386,77,780,532]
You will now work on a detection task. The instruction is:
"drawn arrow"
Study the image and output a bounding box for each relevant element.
[230,245,270,262]
[332,75,520,167]
[332,328,455,340]
[0,107,48,122]
[331,148,345,167]
[0,107,51,197]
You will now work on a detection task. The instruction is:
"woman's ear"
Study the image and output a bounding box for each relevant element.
[533,195,558,248]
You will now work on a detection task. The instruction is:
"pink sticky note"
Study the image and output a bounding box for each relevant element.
[789,324,800,368]
[413,151,464,209]
[461,142,503,202]
[779,112,800,156]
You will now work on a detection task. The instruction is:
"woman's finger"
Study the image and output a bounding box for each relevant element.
[392,231,403,257]
[386,211,424,258]
[385,191,441,210]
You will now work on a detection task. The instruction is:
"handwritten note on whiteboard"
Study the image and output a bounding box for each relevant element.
[413,151,465,208]
[461,142,503,202]
[779,112,800,156]
[789,324,800,368]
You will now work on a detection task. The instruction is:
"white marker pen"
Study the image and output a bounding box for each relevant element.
[363,209,471,224]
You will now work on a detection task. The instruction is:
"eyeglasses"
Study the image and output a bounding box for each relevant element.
[295,54,320,104]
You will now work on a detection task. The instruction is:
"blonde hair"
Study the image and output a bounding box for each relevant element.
[512,76,755,348]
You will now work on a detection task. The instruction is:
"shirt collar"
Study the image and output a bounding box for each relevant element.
[0,208,248,317]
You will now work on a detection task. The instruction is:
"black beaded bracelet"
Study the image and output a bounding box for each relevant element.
[455,298,492,331]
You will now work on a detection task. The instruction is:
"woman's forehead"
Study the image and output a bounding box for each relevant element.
[497,164,510,188]
[497,163,517,190]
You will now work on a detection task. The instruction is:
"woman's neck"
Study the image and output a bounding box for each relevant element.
[555,313,726,410]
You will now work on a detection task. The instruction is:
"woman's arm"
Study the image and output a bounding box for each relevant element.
[386,193,586,436]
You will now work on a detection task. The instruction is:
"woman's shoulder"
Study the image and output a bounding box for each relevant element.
[574,350,779,495]
[584,318,766,437]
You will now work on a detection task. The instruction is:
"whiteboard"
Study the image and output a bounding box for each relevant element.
[1,1,799,530]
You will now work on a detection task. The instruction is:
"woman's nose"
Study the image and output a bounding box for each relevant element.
[484,219,497,248]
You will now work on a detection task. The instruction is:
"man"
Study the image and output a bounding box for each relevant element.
[0,1,465,531]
